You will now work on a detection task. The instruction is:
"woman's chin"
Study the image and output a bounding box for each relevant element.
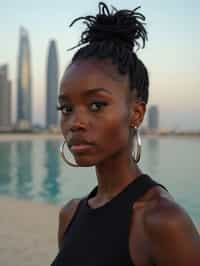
[74,157,96,167]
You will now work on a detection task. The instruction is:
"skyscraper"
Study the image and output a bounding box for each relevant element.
[17,27,32,129]
[46,40,59,128]
[0,64,12,131]
[148,105,159,130]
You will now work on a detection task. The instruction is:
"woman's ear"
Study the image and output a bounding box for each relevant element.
[129,100,146,128]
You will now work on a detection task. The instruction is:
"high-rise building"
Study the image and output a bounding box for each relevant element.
[46,40,59,128]
[0,64,12,131]
[148,105,159,130]
[17,27,32,129]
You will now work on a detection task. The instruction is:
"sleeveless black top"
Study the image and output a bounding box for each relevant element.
[51,175,167,266]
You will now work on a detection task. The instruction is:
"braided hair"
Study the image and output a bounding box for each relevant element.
[68,2,149,104]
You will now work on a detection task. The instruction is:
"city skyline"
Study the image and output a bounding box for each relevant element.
[0,0,200,130]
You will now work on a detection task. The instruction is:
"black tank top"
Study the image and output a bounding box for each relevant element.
[51,175,167,266]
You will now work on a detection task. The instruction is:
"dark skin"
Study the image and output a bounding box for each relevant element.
[57,59,200,265]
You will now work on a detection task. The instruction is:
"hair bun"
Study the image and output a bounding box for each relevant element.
[69,2,148,52]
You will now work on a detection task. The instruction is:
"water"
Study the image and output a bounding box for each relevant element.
[0,136,199,224]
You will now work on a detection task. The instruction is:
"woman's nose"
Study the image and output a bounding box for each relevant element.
[69,108,88,131]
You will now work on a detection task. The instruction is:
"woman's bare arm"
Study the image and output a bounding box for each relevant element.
[144,198,200,265]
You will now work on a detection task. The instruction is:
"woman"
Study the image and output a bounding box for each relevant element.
[51,2,200,265]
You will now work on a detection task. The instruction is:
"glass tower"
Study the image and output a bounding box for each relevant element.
[148,105,159,130]
[17,27,32,129]
[46,40,59,128]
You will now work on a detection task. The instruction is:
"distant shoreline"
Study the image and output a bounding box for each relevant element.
[0,133,62,142]
[0,132,200,142]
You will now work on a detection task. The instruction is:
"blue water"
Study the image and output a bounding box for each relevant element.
[0,136,199,224]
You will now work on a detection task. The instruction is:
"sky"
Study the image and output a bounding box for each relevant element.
[0,0,200,130]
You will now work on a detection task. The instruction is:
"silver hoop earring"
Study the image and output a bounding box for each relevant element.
[132,126,141,163]
[60,140,79,167]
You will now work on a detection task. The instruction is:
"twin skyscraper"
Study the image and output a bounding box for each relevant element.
[17,27,59,130]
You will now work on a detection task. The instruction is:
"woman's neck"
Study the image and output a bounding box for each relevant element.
[93,150,142,205]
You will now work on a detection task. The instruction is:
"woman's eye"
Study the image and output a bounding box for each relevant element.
[90,101,107,111]
[57,105,73,115]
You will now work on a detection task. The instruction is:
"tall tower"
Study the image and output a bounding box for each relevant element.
[17,27,32,129]
[0,64,12,130]
[148,105,159,130]
[46,40,59,129]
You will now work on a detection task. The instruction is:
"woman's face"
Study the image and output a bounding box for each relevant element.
[58,59,144,166]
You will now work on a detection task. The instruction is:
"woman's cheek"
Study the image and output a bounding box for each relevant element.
[102,112,129,148]
[60,116,69,136]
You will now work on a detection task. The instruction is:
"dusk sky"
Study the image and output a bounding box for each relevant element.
[1,0,200,130]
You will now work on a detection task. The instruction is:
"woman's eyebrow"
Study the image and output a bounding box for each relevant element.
[82,87,112,96]
[58,88,112,101]
[58,95,69,102]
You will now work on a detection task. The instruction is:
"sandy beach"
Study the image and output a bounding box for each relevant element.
[0,196,60,266]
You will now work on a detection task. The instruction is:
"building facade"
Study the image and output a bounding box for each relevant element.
[148,105,159,130]
[46,40,59,128]
[17,27,32,129]
[0,65,12,131]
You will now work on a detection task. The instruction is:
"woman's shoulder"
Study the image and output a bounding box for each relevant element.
[59,198,81,219]
[143,191,192,235]
[58,198,82,250]
[140,185,195,234]
[134,184,196,236]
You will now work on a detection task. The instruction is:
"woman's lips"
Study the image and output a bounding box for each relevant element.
[70,144,93,153]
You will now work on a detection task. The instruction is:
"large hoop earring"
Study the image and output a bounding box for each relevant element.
[132,126,142,163]
[60,140,79,167]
